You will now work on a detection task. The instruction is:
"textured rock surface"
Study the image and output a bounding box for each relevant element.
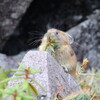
[67,11,100,68]
[0,0,33,51]
[0,53,14,70]
[0,52,25,70]
[6,51,81,100]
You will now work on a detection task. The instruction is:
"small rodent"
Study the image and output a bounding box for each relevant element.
[39,28,77,78]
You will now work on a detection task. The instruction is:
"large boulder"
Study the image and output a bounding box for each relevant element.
[6,51,81,100]
[0,0,33,51]
[67,10,100,68]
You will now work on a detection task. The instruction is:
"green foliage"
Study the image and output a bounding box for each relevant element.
[76,93,90,100]
[0,66,11,99]
[45,37,59,52]
[77,64,100,100]
[0,63,45,100]
[0,66,10,89]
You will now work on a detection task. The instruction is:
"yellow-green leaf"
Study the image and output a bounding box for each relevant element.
[28,83,38,96]
[49,45,55,52]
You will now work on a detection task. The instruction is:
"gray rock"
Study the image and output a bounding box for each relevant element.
[0,52,25,70]
[87,9,100,20]
[6,51,81,100]
[0,53,13,70]
[0,0,33,51]
[67,11,100,68]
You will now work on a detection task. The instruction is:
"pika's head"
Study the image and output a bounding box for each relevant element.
[45,28,73,46]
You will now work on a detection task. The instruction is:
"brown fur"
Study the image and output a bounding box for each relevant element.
[39,28,77,78]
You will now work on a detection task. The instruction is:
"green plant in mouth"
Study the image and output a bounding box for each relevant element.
[0,63,45,100]
[45,37,59,52]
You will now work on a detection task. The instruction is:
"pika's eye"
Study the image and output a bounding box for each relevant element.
[55,32,59,35]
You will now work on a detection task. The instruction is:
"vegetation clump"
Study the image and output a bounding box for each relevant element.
[0,63,45,100]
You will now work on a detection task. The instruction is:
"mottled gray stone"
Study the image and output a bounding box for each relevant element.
[0,53,14,70]
[67,11,100,68]
[0,52,25,70]
[0,0,33,51]
[6,51,81,100]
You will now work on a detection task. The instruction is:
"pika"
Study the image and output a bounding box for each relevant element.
[39,28,77,78]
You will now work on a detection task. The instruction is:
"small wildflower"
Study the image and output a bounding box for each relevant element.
[81,58,89,68]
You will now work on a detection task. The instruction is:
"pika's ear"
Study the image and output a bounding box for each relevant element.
[66,33,74,44]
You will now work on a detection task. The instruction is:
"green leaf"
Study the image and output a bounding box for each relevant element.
[0,69,10,81]
[4,90,13,95]
[45,44,49,51]
[30,68,40,74]
[21,95,37,100]
[28,83,38,96]
[0,77,12,84]
[18,63,27,69]
[10,69,18,72]
[50,43,54,46]
[76,94,90,100]
[31,79,46,92]
[22,80,29,89]
[49,45,55,52]
[16,96,22,100]
[0,76,21,84]
[14,73,24,76]
[52,41,58,43]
